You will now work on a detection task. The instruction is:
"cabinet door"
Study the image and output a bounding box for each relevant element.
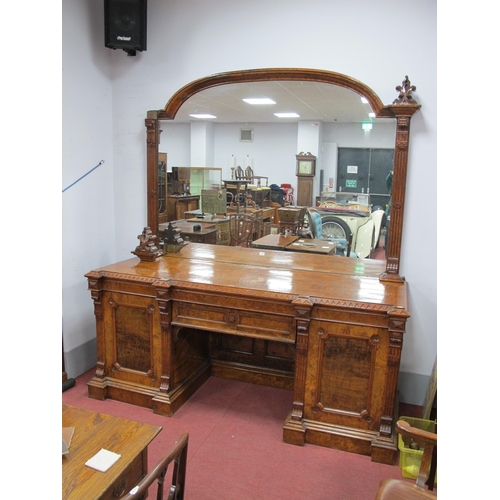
[304,319,390,431]
[102,291,162,388]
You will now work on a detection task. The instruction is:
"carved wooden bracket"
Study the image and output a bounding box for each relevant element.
[132,226,164,261]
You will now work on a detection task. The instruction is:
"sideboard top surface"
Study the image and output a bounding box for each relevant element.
[87,243,408,310]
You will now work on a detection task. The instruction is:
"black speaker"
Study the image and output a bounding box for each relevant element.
[104,0,147,55]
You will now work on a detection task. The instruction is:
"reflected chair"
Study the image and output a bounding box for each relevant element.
[234,165,246,180]
[121,431,189,500]
[229,213,256,247]
[303,207,355,257]
[245,166,268,187]
[375,420,437,499]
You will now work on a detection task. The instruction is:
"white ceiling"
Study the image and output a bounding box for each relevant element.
[172,81,378,124]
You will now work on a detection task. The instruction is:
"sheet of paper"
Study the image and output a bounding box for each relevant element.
[85,449,121,472]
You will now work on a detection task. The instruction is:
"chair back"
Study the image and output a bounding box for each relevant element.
[229,213,255,247]
[245,166,254,179]
[234,166,245,180]
[375,420,437,499]
[306,208,324,238]
[121,431,189,500]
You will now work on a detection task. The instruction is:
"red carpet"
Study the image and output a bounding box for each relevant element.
[63,369,413,499]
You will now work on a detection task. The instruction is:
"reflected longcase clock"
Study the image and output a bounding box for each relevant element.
[295,152,316,206]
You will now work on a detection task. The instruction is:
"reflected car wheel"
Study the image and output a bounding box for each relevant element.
[321,216,351,240]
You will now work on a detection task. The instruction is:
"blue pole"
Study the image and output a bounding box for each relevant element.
[62,160,105,193]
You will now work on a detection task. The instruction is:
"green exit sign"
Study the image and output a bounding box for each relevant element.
[346,180,357,188]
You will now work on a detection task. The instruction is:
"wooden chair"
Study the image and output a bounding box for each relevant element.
[245,166,268,187]
[121,431,189,500]
[375,420,437,499]
[228,213,255,247]
[234,165,246,180]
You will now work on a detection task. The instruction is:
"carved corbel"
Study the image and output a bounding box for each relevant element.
[290,296,314,421]
[132,226,164,261]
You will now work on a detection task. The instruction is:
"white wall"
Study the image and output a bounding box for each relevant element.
[62,0,115,375]
[62,0,437,405]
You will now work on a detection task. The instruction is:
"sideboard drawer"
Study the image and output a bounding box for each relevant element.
[172,302,295,343]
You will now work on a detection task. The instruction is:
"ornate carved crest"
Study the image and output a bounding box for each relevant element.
[393,76,418,105]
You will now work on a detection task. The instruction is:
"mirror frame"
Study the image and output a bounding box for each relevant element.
[145,68,420,281]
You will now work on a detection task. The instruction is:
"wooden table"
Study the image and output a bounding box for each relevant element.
[160,220,217,245]
[62,405,161,500]
[285,238,338,255]
[86,243,409,465]
[251,234,298,250]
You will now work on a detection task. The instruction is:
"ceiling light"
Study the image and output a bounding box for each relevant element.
[242,98,276,105]
[189,114,216,119]
[274,112,300,118]
[362,122,373,131]
[369,112,375,118]
[360,97,369,104]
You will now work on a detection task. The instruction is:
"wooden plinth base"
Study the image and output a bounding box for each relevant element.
[282,412,398,465]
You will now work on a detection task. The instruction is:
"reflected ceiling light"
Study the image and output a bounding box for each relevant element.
[360,97,369,103]
[362,122,373,131]
[242,98,276,105]
[369,112,376,118]
[274,112,300,118]
[189,113,216,119]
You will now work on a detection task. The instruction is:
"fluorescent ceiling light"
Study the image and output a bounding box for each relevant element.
[242,98,276,105]
[189,113,216,119]
[274,112,300,118]
[362,122,373,131]
[369,112,375,118]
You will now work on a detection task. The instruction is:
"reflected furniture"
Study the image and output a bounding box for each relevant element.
[286,238,338,255]
[277,207,307,235]
[251,234,337,255]
[160,220,217,245]
[228,213,256,247]
[245,166,269,187]
[251,233,299,250]
[296,152,316,207]
[62,404,161,500]
[120,431,189,500]
[166,195,200,222]
[146,69,421,280]
[86,243,409,464]
[222,179,248,212]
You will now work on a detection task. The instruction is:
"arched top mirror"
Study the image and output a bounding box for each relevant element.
[145,68,420,281]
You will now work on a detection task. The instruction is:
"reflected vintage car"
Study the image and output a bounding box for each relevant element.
[316,197,386,259]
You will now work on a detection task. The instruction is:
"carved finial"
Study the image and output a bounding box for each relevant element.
[161,222,188,253]
[393,76,418,105]
[132,226,164,261]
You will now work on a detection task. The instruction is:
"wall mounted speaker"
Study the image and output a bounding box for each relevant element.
[104,0,147,56]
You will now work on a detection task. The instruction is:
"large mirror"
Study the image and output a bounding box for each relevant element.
[146,68,420,280]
